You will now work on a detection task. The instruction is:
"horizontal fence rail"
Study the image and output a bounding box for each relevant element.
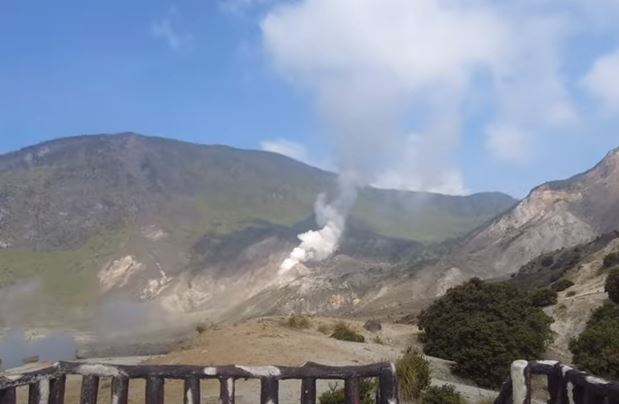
[495,360,619,404]
[0,361,398,404]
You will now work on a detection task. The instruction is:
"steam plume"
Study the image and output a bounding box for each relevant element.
[0,280,76,370]
[279,170,359,272]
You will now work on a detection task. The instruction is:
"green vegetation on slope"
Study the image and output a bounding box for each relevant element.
[0,229,125,306]
[569,302,619,380]
[418,278,553,388]
[605,268,619,303]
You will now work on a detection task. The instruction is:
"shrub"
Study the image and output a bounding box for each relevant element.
[396,348,431,401]
[195,323,207,334]
[569,302,619,380]
[603,252,618,268]
[418,278,553,388]
[530,288,558,307]
[317,324,331,334]
[371,335,384,345]
[422,385,466,404]
[318,380,375,404]
[541,255,555,267]
[551,279,574,292]
[605,268,619,304]
[282,314,311,329]
[566,290,576,297]
[330,322,365,343]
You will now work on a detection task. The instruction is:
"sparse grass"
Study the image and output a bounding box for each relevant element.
[330,322,365,343]
[317,324,332,335]
[318,379,376,404]
[396,348,431,401]
[281,314,312,329]
[371,335,384,345]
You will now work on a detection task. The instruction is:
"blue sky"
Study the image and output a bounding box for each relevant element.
[1,0,618,198]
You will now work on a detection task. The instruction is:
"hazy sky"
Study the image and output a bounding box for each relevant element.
[1,0,618,197]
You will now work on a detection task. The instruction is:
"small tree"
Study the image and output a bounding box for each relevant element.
[605,268,619,303]
[396,348,431,401]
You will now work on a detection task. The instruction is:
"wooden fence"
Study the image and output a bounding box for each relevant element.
[495,360,619,404]
[0,361,398,404]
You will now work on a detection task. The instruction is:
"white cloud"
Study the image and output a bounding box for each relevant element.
[260,138,310,162]
[260,0,599,193]
[151,6,193,51]
[374,169,468,196]
[370,133,469,195]
[485,125,532,165]
[260,138,331,170]
[582,48,619,112]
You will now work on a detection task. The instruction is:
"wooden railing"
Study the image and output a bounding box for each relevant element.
[494,360,619,404]
[0,361,398,404]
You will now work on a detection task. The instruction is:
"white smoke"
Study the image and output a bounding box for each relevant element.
[280,173,358,272]
[0,280,76,370]
[261,0,619,270]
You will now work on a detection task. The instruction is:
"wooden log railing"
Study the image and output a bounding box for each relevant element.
[494,360,619,404]
[0,361,398,404]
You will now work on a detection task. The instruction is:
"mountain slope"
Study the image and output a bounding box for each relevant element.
[446,147,619,278]
[510,232,619,362]
[0,133,515,323]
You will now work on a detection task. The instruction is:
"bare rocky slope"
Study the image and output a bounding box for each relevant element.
[0,133,515,325]
[444,147,619,279]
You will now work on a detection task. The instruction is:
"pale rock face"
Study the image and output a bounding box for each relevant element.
[457,185,597,277]
[142,225,168,241]
[98,256,144,292]
[140,270,173,300]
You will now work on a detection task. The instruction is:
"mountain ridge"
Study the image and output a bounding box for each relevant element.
[0,133,516,324]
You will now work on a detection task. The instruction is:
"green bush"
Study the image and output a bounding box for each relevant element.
[422,385,466,404]
[541,255,555,267]
[195,323,207,334]
[318,379,375,404]
[418,278,553,388]
[530,288,558,307]
[603,252,618,268]
[330,322,365,343]
[551,279,574,292]
[396,348,431,401]
[605,268,619,304]
[569,302,619,380]
[282,314,311,329]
